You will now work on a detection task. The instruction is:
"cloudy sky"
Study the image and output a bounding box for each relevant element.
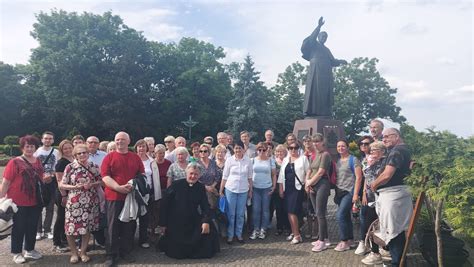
[1,0,472,137]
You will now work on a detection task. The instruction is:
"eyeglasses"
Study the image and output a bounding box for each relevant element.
[359,142,371,146]
[258,149,267,152]
[204,142,212,145]
[382,133,397,139]
[370,149,382,154]
[288,146,299,150]
[199,150,209,153]
[76,151,88,156]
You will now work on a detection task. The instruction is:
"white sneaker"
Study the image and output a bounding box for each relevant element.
[361,252,383,265]
[380,248,392,261]
[35,233,42,241]
[286,233,294,241]
[46,232,53,239]
[24,250,42,260]
[355,241,370,255]
[13,254,26,264]
[249,230,259,240]
[324,238,331,247]
[290,235,303,244]
[258,229,266,239]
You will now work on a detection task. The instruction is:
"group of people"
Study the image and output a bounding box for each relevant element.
[0,119,414,267]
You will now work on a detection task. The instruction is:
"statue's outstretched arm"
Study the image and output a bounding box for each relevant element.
[309,16,325,40]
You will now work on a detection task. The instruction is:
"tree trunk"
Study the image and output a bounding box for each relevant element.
[435,199,444,267]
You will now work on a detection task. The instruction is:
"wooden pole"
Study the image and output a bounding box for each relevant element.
[400,175,427,267]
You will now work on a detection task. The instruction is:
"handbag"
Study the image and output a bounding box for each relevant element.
[333,187,349,205]
[218,196,227,213]
[21,157,48,207]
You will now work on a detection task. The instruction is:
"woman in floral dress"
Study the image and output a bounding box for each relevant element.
[59,144,102,264]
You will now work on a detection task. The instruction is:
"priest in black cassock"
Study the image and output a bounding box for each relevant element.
[158,163,220,259]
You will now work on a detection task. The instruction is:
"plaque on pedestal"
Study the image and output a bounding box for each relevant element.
[293,118,345,156]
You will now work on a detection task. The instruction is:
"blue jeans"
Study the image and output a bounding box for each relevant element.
[252,187,271,231]
[389,231,406,266]
[336,193,354,241]
[225,189,248,239]
[360,205,378,240]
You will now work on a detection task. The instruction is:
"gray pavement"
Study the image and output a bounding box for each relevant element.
[0,166,427,266]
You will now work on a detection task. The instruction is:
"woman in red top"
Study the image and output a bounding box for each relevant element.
[0,135,44,264]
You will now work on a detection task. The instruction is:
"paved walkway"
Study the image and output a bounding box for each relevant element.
[0,166,427,266]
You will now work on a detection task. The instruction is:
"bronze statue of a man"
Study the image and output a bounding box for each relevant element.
[301,17,347,118]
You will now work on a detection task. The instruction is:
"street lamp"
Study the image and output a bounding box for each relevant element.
[182,115,198,140]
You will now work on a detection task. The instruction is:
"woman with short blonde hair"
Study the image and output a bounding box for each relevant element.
[166,147,189,187]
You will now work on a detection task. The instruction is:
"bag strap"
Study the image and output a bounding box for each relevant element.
[20,156,41,179]
[289,159,304,187]
[77,162,101,179]
[349,155,355,175]
[42,148,55,167]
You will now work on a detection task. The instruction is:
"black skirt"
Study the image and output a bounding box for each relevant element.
[284,163,304,215]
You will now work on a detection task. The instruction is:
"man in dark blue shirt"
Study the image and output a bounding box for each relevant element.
[369,128,412,267]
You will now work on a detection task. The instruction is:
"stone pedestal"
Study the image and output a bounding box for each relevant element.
[293,118,345,156]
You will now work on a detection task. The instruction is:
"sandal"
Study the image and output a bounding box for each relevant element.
[70,255,79,264]
[80,254,91,263]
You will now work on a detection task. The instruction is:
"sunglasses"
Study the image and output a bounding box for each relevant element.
[258,149,267,152]
[360,142,371,146]
[288,146,299,150]
[76,151,88,156]
[199,150,209,153]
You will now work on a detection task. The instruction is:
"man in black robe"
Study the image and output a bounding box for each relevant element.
[158,163,220,259]
[301,16,347,117]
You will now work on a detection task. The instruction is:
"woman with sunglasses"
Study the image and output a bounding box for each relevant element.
[59,144,102,263]
[277,142,310,244]
[360,141,388,265]
[219,140,253,244]
[198,144,220,210]
[249,142,276,240]
[354,135,374,255]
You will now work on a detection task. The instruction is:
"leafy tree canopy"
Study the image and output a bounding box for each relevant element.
[334,57,405,140]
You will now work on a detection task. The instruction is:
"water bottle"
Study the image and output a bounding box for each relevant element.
[247,197,252,206]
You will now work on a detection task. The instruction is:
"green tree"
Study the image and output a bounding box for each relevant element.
[269,62,305,142]
[402,124,474,264]
[0,62,24,140]
[3,135,19,156]
[28,10,154,140]
[226,55,270,140]
[334,57,405,140]
[148,38,232,141]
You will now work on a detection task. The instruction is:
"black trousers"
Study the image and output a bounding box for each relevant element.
[37,181,56,233]
[270,190,290,231]
[138,205,150,244]
[105,201,136,259]
[52,195,66,246]
[11,206,41,254]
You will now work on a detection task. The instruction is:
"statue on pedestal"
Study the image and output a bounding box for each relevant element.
[301,17,347,118]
